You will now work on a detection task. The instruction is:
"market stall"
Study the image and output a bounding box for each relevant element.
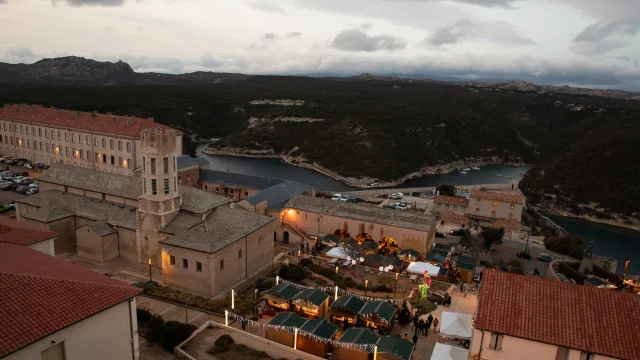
[265,283,301,312]
[382,256,405,273]
[333,328,379,360]
[453,262,474,283]
[430,343,469,360]
[292,288,330,319]
[398,248,421,262]
[329,295,365,329]
[363,253,386,269]
[323,234,341,246]
[376,335,415,360]
[297,319,339,358]
[327,246,350,260]
[265,312,306,347]
[358,301,397,334]
[439,312,472,341]
[406,262,440,279]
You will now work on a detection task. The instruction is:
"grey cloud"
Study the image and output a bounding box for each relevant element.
[426,19,536,46]
[244,1,287,14]
[263,33,278,41]
[574,20,640,43]
[360,23,373,31]
[389,0,522,8]
[556,0,640,23]
[51,0,127,6]
[331,29,407,52]
[0,48,39,63]
[287,32,302,38]
[0,0,7,4]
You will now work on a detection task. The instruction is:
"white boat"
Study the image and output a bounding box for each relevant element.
[461,168,471,171]
[459,171,468,174]
[471,167,481,170]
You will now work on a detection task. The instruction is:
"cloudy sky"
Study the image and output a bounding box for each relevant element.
[1,0,640,90]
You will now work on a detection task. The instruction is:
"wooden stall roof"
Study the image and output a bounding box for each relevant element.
[339,328,380,346]
[300,319,339,340]
[433,243,452,252]
[293,288,330,306]
[426,252,446,263]
[330,295,366,315]
[267,312,307,330]
[266,283,301,301]
[455,262,474,271]
[376,336,415,360]
[358,301,397,323]
[399,248,420,259]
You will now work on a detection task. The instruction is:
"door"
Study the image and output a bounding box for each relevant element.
[41,342,66,360]
[283,231,289,244]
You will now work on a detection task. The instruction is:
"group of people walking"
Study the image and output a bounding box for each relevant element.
[406,313,439,344]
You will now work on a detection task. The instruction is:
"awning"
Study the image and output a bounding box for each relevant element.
[430,343,469,360]
[406,262,440,276]
[326,247,350,259]
[440,312,472,340]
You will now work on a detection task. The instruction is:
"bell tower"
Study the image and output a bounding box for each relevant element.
[136,128,181,267]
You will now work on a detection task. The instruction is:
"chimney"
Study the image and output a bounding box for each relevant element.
[55,108,60,117]
[147,117,154,123]
[127,117,133,127]
[111,116,117,124]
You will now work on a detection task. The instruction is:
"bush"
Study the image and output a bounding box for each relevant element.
[160,321,197,353]
[374,285,392,293]
[315,278,328,286]
[544,235,584,260]
[278,264,307,282]
[137,308,152,325]
[147,314,165,342]
[319,267,337,280]
[214,334,235,347]
[397,301,412,325]
[256,277,276,291]
[356,284,366,291]
[344,277,357,288]
[300,258,313,267]
[308,263,322,273]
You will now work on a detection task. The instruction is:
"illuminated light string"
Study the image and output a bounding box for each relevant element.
[276,278,402,304]
[227,312,376,353]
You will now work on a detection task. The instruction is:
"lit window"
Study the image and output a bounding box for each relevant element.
[492,210,497,216]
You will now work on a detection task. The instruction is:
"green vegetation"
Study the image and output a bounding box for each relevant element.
[136,310,197,353]
[209,335,277,359]
[543,235,584,260]
[436,185,456,197]
[480,228,505,250]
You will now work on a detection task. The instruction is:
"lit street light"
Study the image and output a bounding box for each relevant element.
[394,272,399,297]
[148,258,152,283]
[364,280,368,297]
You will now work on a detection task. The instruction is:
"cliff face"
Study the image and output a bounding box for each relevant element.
[0,56,135,84]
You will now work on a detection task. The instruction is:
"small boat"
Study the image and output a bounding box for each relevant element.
[459,171,468,175]
[462,168,471,171]
[496,174,512,179]
[471,167,481,170]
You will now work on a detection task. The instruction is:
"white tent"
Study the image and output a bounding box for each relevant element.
[326,247,349,259]
[430,343,469,360]
[406,261,440,276]
[440,312,472,340]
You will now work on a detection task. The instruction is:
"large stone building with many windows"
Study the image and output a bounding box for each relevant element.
[0,104,181,175]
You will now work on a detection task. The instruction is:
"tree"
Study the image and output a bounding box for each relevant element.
[543,234,584,260]
[481,228,504,250]
[436,185,456,197]
[397,301,413,325]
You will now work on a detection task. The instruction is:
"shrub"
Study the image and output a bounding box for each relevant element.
[160,321,197,353]
[215,334,235,347]
[147,314,165,342]
[256,277,276,291]
[315,278,328,286]
[319,268,337,280]
[300,258,313,267]
[544,235,584,260]
[278,264,307,282]
[396,301,412,325]
[344,277,357,287]
[356,284,366,291]
[308,263,322,273]
[137,308,152,325]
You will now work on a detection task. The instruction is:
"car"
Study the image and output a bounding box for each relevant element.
[339,194,350,202]
[0,182,13,191]
[0,171,12,178]
[12,176,25,183]
[450,228,470,236]
[331,194,342,201]
[17,178,33,185]
[5,202,15,210]
[396,203,410,210]
[346,197,362,203]
[23,163,33,169]
[435,231,446,238]
[16,161,27,167]
[33,162,47,169]
[10,183,19,191]
[16,185,29,194]
[25,188,38,195]
[537,253,553,262]
[0,156,12,163]
[517,251,532,260]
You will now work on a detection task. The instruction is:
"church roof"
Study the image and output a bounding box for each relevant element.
[176,155,209,170]
[245,180,312,209]
[87,221,117,237]
[161,212,202,235]
[199,169,283,190]
[159,207,275,253]
[22,206,74,223]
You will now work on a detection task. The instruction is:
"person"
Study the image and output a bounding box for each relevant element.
[412,314,418,331]
[446,297,452,308]
[427,314,433,324]
[460,283,464,293]
[343,318,348,330]
[418,319,425,335]
[241,316,248,331]
[432,317,439,333]
[425,318,431,337]
[412,331,419,345]
[258,305,263,319]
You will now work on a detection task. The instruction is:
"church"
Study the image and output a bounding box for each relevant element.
[15,128,276,297]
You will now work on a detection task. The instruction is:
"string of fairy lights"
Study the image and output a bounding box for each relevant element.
[226,311,376,353]
[276,278,402,304]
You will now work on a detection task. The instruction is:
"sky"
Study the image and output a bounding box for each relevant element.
[0,0,639,90]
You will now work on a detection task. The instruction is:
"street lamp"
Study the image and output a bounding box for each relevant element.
[335,266,339,287]
[624,258,631,278]
[298,249,301,264]
[185,297,190,324]
[148,258,152,283]
[364,280,368,297]
[394,272,399,297]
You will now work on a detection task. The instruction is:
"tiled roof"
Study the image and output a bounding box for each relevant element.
[441,210,470,225]
[286,195,434,232]
[0,243,140,358]
[87,221,116,237]
[470,190,524,204]
[159,206,275,253]
[434,195,469,206]
[0,217,58,246]
[176,155,209,170]
[244,180,312,209]
[199,169,284,190]
[22,205,74,223]
[0,104,175,138]
[490,218,521,232]
[476,270,640,360]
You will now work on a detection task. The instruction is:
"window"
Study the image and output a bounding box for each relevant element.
[20,125,23,134]
[143,180,147,194]
[173,156,176,171]
[72,148,76,157]
[38,128,42,137]
[151,179,157,195]
[196,262,202,272]
[94,137,98,146]
[78,135,83,144]
[164,178,169,194]
[509,213,514,219]
[126,158,131,169]
[436,202,441,207]
[182,258,188,269]
[216,187,219,193]
[453,205,457,209]
[174,177,177,191]
[229,188,233,194]
[25,126,29,135]
[65,132,68,141]
[493,200,499,207]
[188,174,191,180]
[151,158,156,175]
[27,140,30,148]
[46,143,50,152]
[445,204,450,208]
[127,142,131,152]
[86,151,91,160]
[45,129,49,138]
[102,154,106,163]
[245,191,248,197]
[163,157,168,174]
[95,152,99,161]
[510,203,515,208]
[220,259,224,270]
[41,341,66,360]
[580,353,595,360]
[492,210,497,216]
[475,208,479,213]
[170,256,175,265]
[65,147,69,156]
[87,135,91,144]
[79,150,83,159]
[118,140,122,151]
[39,142,43,150]
[239,249,242,259]
[57,131,61,140]
[119,157,123,167]
[102,138,106,148]
[110,155,115,165]
[110,139,114,149]
[8,124,12,131]
[72,133,75,143]
[489,333,503,350]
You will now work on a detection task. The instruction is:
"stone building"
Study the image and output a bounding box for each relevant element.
[14,128,275,297]
[0,104,181,175]
[433,195,469,217]
[176,155,209,187]
[282,195,436,254]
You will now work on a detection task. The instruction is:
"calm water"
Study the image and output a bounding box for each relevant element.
[196,144,529,191]
[546,214,640,274]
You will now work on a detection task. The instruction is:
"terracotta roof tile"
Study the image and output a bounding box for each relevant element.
[490,218,520,232]
[476,270,640,360]
[434,195,469,207]
[470,190,524,204]
[441,210,470,226]
[0,243,140,357]
[0,217,58,246]
[1,104,176,138]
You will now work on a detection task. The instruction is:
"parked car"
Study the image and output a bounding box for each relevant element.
[0,156,12,163]
[17,178,33,185]
[339,194,351,202]
[346,197,362,203]
[33,162,47,169]
[16,185,29,194]
[5,201,15,210]
[23,163,33,169]
[331,194,342,201]
[396,203,410,210]
[6,159,19,165]
[0,171,12,179]
[25,188,38,195]
[10,183,20,191]
[0,182,13,191]
[450,228,470,236]
[537,253,553,262]
[12,176,26,183]
[517,251,532,260]
[435,231,446,238]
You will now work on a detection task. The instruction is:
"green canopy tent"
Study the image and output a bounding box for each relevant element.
[398,248,421,262]
[292,288,330,318]
[265,312,306,347]
[265,283,301,311]
[334,328,380,360]
[358,300,397,332]
[297,319,339,357]
[329,295,365,327]
[376,335,415,360]
[433,243,452,253]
